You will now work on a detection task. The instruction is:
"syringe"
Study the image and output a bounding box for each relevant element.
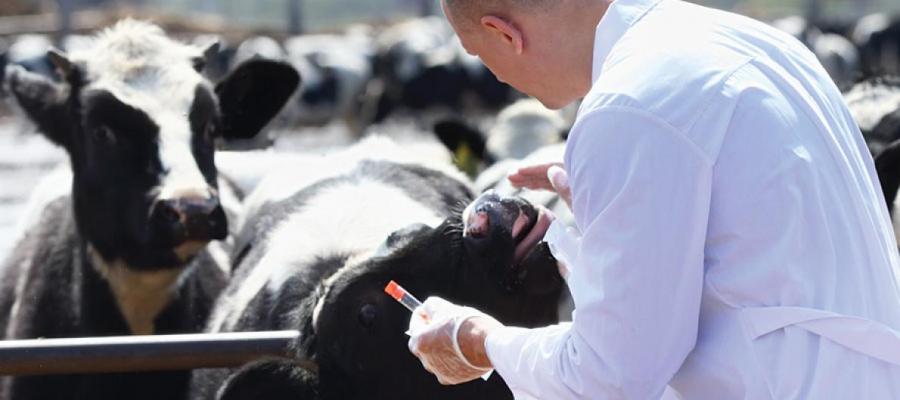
[384,280,428,321]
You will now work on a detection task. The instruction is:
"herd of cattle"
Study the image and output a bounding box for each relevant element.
[0,10,896,400]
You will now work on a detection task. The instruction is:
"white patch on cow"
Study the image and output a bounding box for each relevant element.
[154,112,214,202]
[88,247,182,335]
[311,285,328,330]
[843,80,900,132]
[209,179,444,332]
[68,20,214,204]
[486,98,566,161]
[243,135,471,218]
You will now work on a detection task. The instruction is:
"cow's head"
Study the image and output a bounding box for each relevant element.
[306,192,562,397]
[3,20,300,270]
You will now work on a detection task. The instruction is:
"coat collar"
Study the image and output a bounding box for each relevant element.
[592,0,664,83]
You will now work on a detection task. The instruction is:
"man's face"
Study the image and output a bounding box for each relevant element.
[442,1,566,109]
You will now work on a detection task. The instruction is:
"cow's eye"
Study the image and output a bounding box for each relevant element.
[358,303,378,329]
[92,125,116,144]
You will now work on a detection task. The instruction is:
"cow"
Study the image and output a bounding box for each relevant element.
[851,13,900,78]
[282,32,374,134]
[0,19,299,400]
[189,136,564,399]
[843,75,900,156]
[771,16,860,86]
[433,98,569,176]
[843,76,900,242]
[5,34,56,81]
[363,17,518,126]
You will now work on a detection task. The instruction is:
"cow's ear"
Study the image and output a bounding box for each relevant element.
[433,118,494,175]
[215,59,300,140]
[4,64,72,147]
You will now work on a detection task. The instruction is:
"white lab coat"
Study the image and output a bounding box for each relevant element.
[483,0,900,398]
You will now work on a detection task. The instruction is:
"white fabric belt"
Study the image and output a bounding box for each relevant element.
[741,306,900,366]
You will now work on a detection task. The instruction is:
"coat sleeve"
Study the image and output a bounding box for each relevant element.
[484,107,714,399]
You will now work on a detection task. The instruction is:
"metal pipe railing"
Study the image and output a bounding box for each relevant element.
[0,330,302,376]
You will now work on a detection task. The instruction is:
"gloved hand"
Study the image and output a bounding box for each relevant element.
[407,297,502,385]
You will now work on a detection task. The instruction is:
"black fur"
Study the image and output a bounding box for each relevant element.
[844,77,900,213]
[0,197,228,400]
[0,27,300,400]
[873,110,900,214]
[190,159,563,400]
[856,15,900,78]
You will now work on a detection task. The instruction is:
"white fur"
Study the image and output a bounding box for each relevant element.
[208,179,443,331]
[89,248,182,335]
[843,81,900,132]
[486,99,567,161]
[68,20,215,204]
[242,135,469,220]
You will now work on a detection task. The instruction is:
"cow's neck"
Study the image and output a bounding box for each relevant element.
[88,247,183,335]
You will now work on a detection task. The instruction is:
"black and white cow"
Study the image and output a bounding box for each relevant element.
[189,136,563,399]
[843,76,900,242]
[843,75,900,155]
[364,17,517,125]
[771,16,860,86]
[852,13,900,78]
[433,98,569,176]
[0,20,299,400]
[283,32,374,133]
[6,34,56,81]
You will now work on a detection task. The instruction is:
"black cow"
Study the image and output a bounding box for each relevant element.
[189,137,563,399]
[0,20,299,400]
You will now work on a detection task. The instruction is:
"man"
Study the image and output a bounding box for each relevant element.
[407,0,900,398]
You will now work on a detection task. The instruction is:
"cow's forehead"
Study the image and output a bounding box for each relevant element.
[72,19,209,116]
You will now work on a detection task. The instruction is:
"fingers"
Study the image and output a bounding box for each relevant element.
[547,165,572,210]
[507,162,563,191]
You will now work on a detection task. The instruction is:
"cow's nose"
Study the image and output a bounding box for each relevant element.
[465,190,524,238]
[153,195,227,243]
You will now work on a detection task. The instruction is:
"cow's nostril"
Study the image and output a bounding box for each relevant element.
[157,201,183,224]
[465,210,491,238]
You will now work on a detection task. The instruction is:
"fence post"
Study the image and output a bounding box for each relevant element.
[56,0,73,45]
[420,0,434,17]
[288,0,304,35]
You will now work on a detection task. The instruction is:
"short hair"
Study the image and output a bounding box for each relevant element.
[444,0,555,27]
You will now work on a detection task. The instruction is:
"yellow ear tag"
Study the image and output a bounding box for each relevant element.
[455,142,478,177]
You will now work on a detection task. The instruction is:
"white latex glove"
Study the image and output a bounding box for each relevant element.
[407,297,497,385]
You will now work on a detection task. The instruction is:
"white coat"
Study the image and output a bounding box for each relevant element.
[483,0,900,398]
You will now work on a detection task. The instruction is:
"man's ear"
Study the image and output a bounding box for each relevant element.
[480,16,525,55]
[4,64,72,147]
[215,59,301,140]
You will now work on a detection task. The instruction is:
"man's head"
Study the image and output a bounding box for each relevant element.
[441,0,610,109]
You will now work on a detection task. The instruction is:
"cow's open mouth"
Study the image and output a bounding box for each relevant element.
[463,190,555,266]
[512,205,554,266]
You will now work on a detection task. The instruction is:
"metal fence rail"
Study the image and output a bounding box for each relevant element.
[0,330,301,376]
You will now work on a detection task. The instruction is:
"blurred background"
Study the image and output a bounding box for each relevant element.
[0,0,899,36]
[1,0,900,259]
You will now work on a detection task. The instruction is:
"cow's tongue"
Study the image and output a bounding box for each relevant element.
[513,207,554,264]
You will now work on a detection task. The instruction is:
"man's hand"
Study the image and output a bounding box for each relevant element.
[507,162,572,210]
[407,297,503,385]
